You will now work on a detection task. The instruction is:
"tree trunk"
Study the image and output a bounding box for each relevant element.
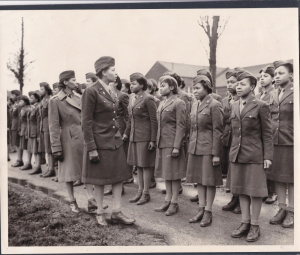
[19,17,24,93]
[209,16,219,93]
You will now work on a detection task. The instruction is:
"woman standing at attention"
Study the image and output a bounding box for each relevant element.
[154,75,186,216]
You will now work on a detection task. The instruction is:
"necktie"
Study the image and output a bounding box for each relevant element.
[278,88,285,101]
[240,100,246,113]
[132,95,137,106]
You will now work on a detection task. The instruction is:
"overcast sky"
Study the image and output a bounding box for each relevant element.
[0,8,298,95]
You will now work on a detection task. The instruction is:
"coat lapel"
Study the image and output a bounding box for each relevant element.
[240,96,258,118]
[232,101,241,120]
[279,83,293,104]
[161,95,176,112]
[57,90,81,111]
[96,80,115,103]
[197,95,211,113]
[132,91,144,109]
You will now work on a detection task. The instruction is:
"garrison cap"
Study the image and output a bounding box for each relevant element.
[85,72,97,80]
[273,60,293,72]
[59,71,75,82]
[193,75,212,89]
[52,82,59,89]
[130,72,145,82]
[197,69,213,84]
[94,56,115,74]
[121,79,130,84]
[11,90,21,96]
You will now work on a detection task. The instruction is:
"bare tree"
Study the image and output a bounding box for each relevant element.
[7,17,35,93]
[198,16,230,92]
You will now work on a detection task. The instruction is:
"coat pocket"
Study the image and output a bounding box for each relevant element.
[69,124,81,140]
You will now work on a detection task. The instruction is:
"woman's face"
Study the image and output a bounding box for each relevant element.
[236,78,253,97]
[121,83,129,94]
[227,76,238,94]
[274,66,292,87]
[40,86,46,96]
[29,95,37,105]
[53,87,60,95]
[65,78,77,91]
[104,66,117,83]
[19,100,25,107]
[86,78,93,86]
[160,82,172,97]
[260,71,273,87]
[130,80,143,94]
[193,83,207,100]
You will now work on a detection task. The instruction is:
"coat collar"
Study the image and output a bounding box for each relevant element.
[95,79,115,103]
[197,94,212,113]
[240,94,258,118]
[279,82,293,104]
[161,95,177,111]
[132,90,145,108]
[57,90,81,111]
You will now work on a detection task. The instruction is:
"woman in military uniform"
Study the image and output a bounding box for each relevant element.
[154,75,186,216]
[267,61,294,228]
[186,75,223,227]
[124,72,158,206]
[121,79,132,95]
[86,72,98,88]
[39,82,55,178]
[82,57,134,226]
[229,71,273,242]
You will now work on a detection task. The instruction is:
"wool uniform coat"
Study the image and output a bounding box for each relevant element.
[229,95,273,164]
[39,97,50,133]
[125,91,158,143]
[111,90,129,136]
[156,96,186,149]
[177,89,192,136]
[27,103,40,138]
[81,80,131,185]
[11,104,20,132]
[153,95,161,108]
[189,94,223,157]
[211,93,223,104]
[48,90,83,183]
[19,106,29,137]
[255,87,274,103]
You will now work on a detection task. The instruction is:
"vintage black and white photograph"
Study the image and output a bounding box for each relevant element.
[1,2,299,253]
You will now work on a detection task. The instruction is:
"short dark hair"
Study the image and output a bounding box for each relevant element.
[123,82,131,94]
[32,93,41,102]
[115,76,122,91]
[200,80,213,94]
[247,77,257,89]
[90,76,98,82]
[159,76,178,94]
[281,63,293,73]
[180,78,186,89]
[96,67,109,79]
[168,73,182,88]
[40,83,53,98]
[136,77,148,91]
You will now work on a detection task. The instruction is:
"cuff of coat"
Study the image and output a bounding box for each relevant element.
[212,150,220,157]
[52,145,62,153]
[85,140,97,152]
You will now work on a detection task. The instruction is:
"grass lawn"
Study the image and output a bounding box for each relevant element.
[8,183,167,246]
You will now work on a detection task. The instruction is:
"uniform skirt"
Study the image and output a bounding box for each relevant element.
[38,131,45,153]
[19,135,28,150]
[155,147,186,180]
[229,162,268,197]
[82,145,132,186]
[266,145,293,184]
[127,141,156,168]
[221,145,230,175]
[186,154,223,186]
[27,137,39,154]
[11,130,20,147]
[43,131,52,154]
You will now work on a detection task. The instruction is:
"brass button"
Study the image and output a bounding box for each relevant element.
[113,126,115,128]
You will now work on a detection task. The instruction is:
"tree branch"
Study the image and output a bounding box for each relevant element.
[198,16,209,38]
[217,16,230,38]
[198,38,209,60]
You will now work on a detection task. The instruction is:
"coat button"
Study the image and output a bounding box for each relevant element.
[239,143,240,146]
[113,118,115,121]
[276,128,278,130]
[239,128,241,130]
[113,126,115,128]
[113,111,115,113]
[277,120,279,122]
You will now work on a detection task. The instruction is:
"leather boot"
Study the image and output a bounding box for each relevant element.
[233,202,242,214]
[231,223,251,238]
[189,207,205,223]
[162,189,166,194]
[70,200,80,213]
[222,195,239,211]
[111,211,135,225]
[265,193,277,204]
[165,203,179,216]
[200,210,212,227]
[246,225,260,242]
[41,158,46,165]
[104,188,113,196]
[42,169,55,178]
[29,167,42,175]
[129,191,142,203]
[40,169,49,177]
[88,199,98,213]
[73,179,83,186]
[12,160,24,167]
[269,208,287,225]
[137,193,150,205]
[96,213,108,226]
[190,195,199,203]
[20,163,32,170]
[179,186,183,194]
[155,201,171,212]
[282,211,294,228]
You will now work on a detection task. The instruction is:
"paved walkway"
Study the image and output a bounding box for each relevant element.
[7,152,294,246]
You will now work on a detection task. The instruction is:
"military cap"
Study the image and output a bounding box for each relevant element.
[85,72,97,80]
[130,72,145,82]
[121,79,130,84]
[59,71,75,82]
[19,95,30,105]
[40,82,50,87]
[52,82,59,89]
[273,60,293,72]
[236,71,256,81]
[225,67,245,79]
[259,65,275,77]
[11,90,21,96]
[163,70,176,76]
[193,75,212,88]
[149,78,158,88]
[94,56,115,74]
[197,69,213,84]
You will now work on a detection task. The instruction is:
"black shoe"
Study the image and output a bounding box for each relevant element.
[104,188,113,196]
[200,210,212,227]
[43,169,56,178]
[282,211,294,228]
[123,178,134,184]
[29,167,42,175]
[246,225,260,242]
[137,193,150,205]
[161,189,166,194]
[73,179,83,186]
[155,201,171,212]
[269,208,287,225]
[190,195,199,203]
[8,157,10,162]
[222,195,239,211]
[20,163,32,170]
[233,202,242,214]
[96,213,108,226]
[129,191,142,203]
[265,193,277,204]
[165,203,179,216]
[70,200,80,213]
[111,211,135,225]
[88,199,98,213]
[189,207,205,223]
[12,160,23,167]
[179,186,183,194]
[40,169,49,177]
[41,158,46,165]
[231,223,251,238]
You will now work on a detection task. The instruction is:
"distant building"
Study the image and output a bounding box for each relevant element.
[145,59,293,98]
